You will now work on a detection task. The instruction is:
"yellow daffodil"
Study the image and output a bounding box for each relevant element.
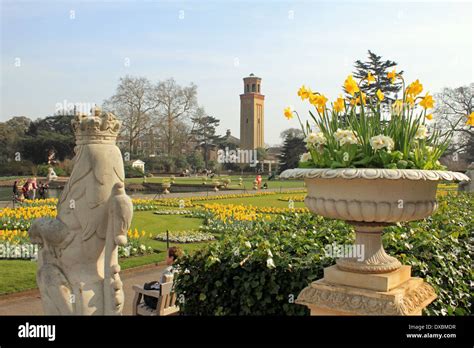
[392,99,403,114]
[297,85,311,100]
[406,94,415,107]
[466,112,474,126]
[406,79,423,96]
[284,106,294,120]
[344,75,359,96]
[376,89,384,102]
[352,92,366,106]
[333,96,345,113]
[367,72,376,85]
[420,93,435,109]
[309,93,328,114]
[426,113,433,121]
[387,69,397,83]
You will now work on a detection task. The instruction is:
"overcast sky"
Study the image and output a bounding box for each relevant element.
[1,0,473,145]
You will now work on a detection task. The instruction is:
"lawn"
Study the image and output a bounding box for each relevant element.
[1,193,304,295]
[0,212,207,295]
[194,194,306,208]
[126,175,306,189]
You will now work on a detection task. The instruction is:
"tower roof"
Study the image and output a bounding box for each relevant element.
[244,73,261,80]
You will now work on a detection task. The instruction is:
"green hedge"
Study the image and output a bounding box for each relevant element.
[175,193,473,316]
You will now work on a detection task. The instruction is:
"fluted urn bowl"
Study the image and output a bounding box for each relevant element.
[280,168,470,274]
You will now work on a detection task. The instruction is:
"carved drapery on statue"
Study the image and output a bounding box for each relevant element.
[28,109,133,315]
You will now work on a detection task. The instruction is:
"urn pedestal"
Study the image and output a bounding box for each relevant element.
[281,168,469,316]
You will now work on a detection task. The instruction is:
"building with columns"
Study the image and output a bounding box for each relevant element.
[240,73,264,150]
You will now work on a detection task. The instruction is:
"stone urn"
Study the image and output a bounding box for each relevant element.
[222,178,231,188]
[162,182,171,194]
[280,168,470,315]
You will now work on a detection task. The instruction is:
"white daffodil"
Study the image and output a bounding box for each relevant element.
[370,135,394,151]
[305,132,327,146]
[300,152,312,162]
[245,241,252,248]
[414,124,428,140]
[334,129,359,146]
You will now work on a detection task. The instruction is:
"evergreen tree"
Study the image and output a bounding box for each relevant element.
[352,50,403,103]
[190,107,222,169]
[278,133,306,173]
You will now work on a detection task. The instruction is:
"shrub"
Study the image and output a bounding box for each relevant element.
[0,160,35,176]
[124,164,145,178]
[175,214,352,315]
[36,164,66,177]
[175,193,472,316]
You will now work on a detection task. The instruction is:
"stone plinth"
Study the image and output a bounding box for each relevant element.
[324,264,412,292]
[296,274,436,316]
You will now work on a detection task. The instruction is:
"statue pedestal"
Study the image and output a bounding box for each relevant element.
[297,266,436,316]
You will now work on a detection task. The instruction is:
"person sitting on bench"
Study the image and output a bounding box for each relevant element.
[143,247,182,308]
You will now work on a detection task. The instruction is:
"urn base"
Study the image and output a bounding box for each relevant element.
[296,274,436,316]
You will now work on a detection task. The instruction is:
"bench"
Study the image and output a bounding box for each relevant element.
[132,276,179,316]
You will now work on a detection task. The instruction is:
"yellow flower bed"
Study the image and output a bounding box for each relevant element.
[278,195,306,202]
[0,229,29,244]
[0,206,57,220]
[23,198,58,206]
[201,203,308,223]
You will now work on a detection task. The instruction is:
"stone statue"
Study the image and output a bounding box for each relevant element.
[46,167,58,182]
[28,108,133,315]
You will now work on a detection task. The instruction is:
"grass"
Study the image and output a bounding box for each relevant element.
[0,260,38,294]
[0,193,306,294]
[0,211,207,295]
[194,194,307,208]
[126,175,306,189]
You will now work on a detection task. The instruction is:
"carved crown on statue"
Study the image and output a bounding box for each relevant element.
[72,107,122,145]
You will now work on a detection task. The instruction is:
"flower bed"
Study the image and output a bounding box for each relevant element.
[277,195,306,202]
[118,228,153,258]
[153,210,194,215]
[155,230,215,243]
[0,206,57,231]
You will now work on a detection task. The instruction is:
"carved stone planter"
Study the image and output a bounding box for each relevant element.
[162,182,171,194]
[281,168,470,315]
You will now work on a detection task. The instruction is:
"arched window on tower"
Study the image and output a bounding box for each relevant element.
[252,84,256,92]
[246,84,250,93]
[257,84,260,93]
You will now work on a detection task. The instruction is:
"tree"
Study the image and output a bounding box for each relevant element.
[352,50,403,102]
[434,84,473,163]
[280,128,303,141]
[103,76,160,155]
[21,115,75,164]
[0,116,32,163]
[186,152,205,172]
[155,78,197,156]
[278,132,306,173]
[190,107,222,168]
